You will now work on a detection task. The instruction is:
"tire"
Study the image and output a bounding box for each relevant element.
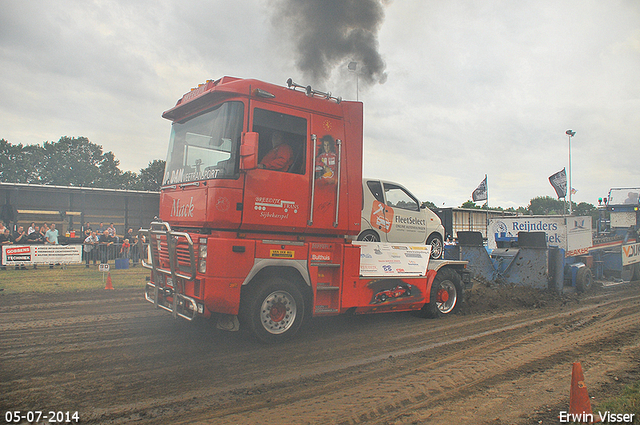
[426,234,444,259]
[632,263,640,282]
[241,277,305,344]
[418,268,463,318]
[576,267,593,293]
[357,230,380,242]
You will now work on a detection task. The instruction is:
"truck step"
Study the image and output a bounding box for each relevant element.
[310,262,341,268]
[315,307,339,314]
[317,285,340,291]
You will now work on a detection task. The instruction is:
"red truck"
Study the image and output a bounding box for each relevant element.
[141,76,470,343]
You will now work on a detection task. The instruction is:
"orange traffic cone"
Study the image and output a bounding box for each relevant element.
[105,272,114,290]
[569,362,598,423]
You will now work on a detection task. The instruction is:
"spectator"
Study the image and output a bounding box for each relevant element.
[40,223,49,238]
[0,228,11,270]
[126,227,134,242]
[84,223,93,237]
[11,226,28,270]
[45,223,59,245]
[98,222,105,233]
[28,222,36,235]
[27,226,44,244]
[13,226,27,245]
[0,228,13,245]
[129,235,136,264]
[84,231,99,267]
[99,230,116,263]
[120,238,130,259]
[108,223,116,238]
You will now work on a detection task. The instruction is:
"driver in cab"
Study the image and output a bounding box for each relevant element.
[258,131,293,171]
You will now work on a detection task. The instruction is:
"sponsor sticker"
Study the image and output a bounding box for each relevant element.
[270,249,295,259]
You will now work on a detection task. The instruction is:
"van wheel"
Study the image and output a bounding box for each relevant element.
[241,277,305,344]
[357,230,380,242]
[427,234,443,259]
[416,269,462,318]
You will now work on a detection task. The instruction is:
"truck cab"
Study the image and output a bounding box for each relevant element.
[358,178,445,259]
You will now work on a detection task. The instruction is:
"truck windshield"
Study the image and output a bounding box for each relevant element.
[163,101,244,185]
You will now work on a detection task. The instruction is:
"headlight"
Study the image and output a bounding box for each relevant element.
[198,241,207,273]
[199,243,207,259]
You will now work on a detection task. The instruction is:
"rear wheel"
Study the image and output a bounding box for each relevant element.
[632,263,640,281]
[417,268,463,318]
[241,277,305,343]
[427,234,444,259]
[576,267,593,293]
[357,230,380,242]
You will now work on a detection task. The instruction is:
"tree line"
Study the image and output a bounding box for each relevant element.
[0,137,165,191]
[421,196,598,220]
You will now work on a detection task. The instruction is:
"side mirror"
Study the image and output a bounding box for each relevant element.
[240,132,258,170]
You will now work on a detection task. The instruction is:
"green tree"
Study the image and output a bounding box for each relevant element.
[137,160,166,191]
[39,137,105,186]
[0,136,164,191]
[0,139,44,183]
[421,200,438,210]
[528,196,567,215]
[461,200,482,209]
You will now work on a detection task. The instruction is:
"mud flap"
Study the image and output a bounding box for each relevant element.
[217,314,240,332]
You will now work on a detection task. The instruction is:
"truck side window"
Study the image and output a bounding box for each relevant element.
[367,181,384,203]
[384,184,420,212]
[252,108,307,174]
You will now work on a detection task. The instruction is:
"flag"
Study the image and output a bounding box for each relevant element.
[571,187,577,195]
[549,168,567,199]
[472,175,488,202]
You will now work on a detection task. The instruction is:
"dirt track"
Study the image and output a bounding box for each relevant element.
[1,282,640,424]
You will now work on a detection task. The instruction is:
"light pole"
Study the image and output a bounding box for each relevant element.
[348,61,359,101]
[566,129,576,214]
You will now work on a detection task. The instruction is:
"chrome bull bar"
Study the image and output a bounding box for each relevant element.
[140,220,198,320]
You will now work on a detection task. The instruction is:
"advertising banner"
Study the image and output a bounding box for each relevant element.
[353,242,431,277]
[622,242,640,266]
[488,216,592,257]
[2,245,82,265]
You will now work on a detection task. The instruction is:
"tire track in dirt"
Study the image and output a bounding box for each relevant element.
[161,299,640,425]
[2,286,639,425]
[75,293,640,424]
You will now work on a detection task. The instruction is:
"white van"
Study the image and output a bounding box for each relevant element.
[358,178,445,259]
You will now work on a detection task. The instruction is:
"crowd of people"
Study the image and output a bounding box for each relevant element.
[80,223,145,267]
[0,222,59,246]
[0,221,147,269]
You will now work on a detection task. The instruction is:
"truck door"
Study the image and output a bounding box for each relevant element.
[382,182,426,244]
[306,116,346,233]
[241,105,310,233]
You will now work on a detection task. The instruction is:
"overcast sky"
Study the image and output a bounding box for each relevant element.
[1,0,639,209]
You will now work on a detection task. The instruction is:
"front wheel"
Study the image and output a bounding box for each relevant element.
[241,278,305,343]
[417,268,463,318]
[427,234,443,259]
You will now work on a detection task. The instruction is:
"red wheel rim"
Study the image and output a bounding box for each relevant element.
[436,288,449,303]
[269,303,287,322]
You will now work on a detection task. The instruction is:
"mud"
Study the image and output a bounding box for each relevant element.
[1,281,639,424]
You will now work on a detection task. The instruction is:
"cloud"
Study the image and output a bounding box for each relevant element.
[1,0,638,208]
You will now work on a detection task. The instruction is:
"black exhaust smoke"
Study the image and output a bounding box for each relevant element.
[273,0,388,87]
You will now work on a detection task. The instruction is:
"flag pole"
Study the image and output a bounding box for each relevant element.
[485,175,489,238]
